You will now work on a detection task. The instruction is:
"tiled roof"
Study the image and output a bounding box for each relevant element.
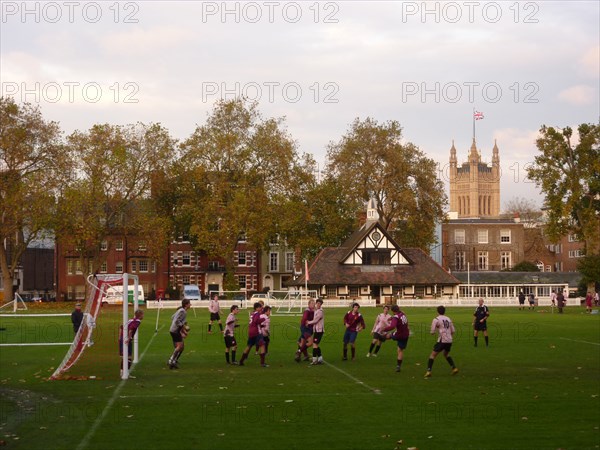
[289,247,460,286]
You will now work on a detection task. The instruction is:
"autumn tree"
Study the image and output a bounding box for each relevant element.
[0,98,68,303]
[56,122,176,283]
[527,123,600,288]
[503,197,543,224]
[178,99,314,287]
[326,117,447,249]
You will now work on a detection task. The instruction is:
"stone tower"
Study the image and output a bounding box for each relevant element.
[449,139,500,218]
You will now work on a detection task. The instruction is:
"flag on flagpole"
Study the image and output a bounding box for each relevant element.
[473,110,484,120]
[305,259,310,281]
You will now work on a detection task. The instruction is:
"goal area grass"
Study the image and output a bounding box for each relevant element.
[1,303,598,449]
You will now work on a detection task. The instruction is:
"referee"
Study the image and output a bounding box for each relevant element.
[473,298,490,347]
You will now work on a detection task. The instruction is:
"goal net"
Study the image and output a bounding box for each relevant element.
[50,274,125,380]
[273,290,318,315]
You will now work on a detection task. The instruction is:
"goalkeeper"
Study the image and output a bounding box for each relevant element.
[168,299,191,369]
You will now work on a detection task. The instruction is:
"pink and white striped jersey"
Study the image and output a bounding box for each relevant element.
[431,314,455,343]
[372,313,391,334]
[307,308,324,332]
[224,312,237,336]
[259,314,271,336]
[209,299,220,314]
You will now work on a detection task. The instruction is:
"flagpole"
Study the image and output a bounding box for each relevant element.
[472,107,476,141]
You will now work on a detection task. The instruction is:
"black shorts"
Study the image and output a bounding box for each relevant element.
[170,330,183,344]
[518,298,525,304]
[433,342,452,353]
[224,335,237,348]
[210,312,220,321]
[313,332,324,344]
[247,335,264,347]
[474,321,487,331]
[396,338,408,349]
[373,332,387,342]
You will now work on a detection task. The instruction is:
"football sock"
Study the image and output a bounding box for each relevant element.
[260,353,265,365]
[351,347,356,359]
[225,352,230,363]
[175,348,184,362]
[446,356,455,368]
[231,350,236,362]
[369,343,375,353]
[397,359,403,368]
[313,348,318,357]
[317,347,322,357]
[374,345,381,354]
[208,324,212,332]
[219,324,223,331]
[239,352,248,364]
[427,358,434,371]
[343,347,348,358]
[474,336,478,346]
[485,336,489,346]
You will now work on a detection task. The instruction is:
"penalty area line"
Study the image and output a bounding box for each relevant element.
[76,325,163,450]
[323,361,382,395]
[559,337,600,346]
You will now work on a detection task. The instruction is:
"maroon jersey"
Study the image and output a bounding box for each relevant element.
[119,318,141,341]
[301,308,315,327]
[384,311,409,340]
[248,311,265,338]
[344,311,366,332]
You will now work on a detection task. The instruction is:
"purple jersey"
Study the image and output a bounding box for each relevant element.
[344,310,366,332]
[119,318,141,340]
[301,308,314,328]
[431,314,455,343]
[383,312,409,340]
[248,311,265,338]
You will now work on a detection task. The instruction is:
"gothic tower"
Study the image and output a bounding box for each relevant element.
[449,139,500,218]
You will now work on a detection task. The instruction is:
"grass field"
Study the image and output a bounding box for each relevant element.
[1,303,599,450]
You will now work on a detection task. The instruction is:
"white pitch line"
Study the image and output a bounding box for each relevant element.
[559,337,600,346]
[323,361,382,395]
[0,342,72,346]
[76,326,163,450]
[118,392,374,399]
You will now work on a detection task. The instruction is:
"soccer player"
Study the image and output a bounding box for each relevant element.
[224,305,240,364]
[238,302,267,367]
[367,305,391,357]
[119,309,144,373]
[585,291,593,313]
[208,293,223,334]
[259,306,272,358]
[306,298,324,365]
[550,289,557,308]
[294,299,315,362]
[342,302,366,361]
[382,305,409,372]
[473,298,490,347]
[424,305,459,378]
[557,290,566,313]
[518,291,526,310]
[528,293,536,310]
[168,299,191,369]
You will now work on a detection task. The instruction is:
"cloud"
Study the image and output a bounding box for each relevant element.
[557,85,597,106]
[580,45,600,78]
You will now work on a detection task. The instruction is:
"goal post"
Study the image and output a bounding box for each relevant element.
[121,273,141,380]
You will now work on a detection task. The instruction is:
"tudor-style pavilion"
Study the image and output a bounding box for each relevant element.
[289,214,460,303]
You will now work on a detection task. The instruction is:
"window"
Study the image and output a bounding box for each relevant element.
[75,285,86,301]
[238,252,246,266]
[238,275,247,289]
[454,229,465,244]
[285,252,294,272]
[478,251,488,270]
[363,249,391,265]
[138,241,147,251]
[151,261,156,273]
[115,239,123,251]
[269,252,279,272]
[100,240,108,251]
[568,234,579,242]
[182,252,191,266]
[75,260,82,274]
[500,229,511,243]
[477,229,488,244]
[208,261,220,271]
[115,261,123,273]
[349,286,359,297]
[568,249,583,258]
[501,251,511,270]
[131,260,137,273]
[139,260,148,273]
[183,275,191,285]
[67,260,74,275]
[100,262,107,273]
[454,251,466,271]
[326,286,337,297]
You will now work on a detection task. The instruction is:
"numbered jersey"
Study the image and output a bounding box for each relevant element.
[431,314,455,343]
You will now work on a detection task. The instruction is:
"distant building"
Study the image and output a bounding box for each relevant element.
[449,138,500,218]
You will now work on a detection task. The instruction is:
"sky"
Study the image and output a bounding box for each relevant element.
[1,1,599,210]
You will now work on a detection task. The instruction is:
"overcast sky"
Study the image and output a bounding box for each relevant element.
[2,1,598,209]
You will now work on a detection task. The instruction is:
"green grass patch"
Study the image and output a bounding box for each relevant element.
[1,304,598,449]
